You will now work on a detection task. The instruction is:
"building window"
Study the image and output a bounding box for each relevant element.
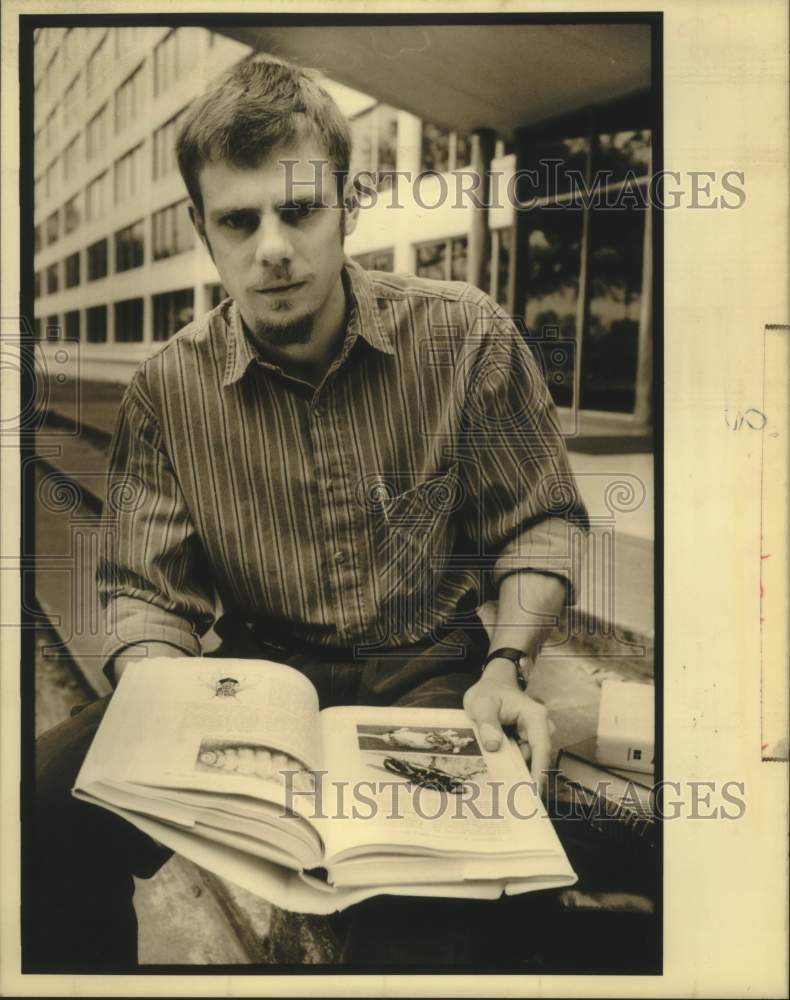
[34,317,42,339]
[34,224,42,253]
[45,107,58,151]
[62,135,81,182]
[63,72,81,127]
[115,220,145,272]
[414,237,467,282]
[46,314,60,341]
[492,227,512,309]
[65,309,80,341]
[45,159,58,200]
[349,104,399,188]
[152,199,194,260]
[64,194,81,235]
[47,212,60,247]
[153,288,194,341]
[153,29,184,97]
[114,297,144,342]
[87,238,108,281]
[115,26,145,58]
[86,32,109,95]
[152,107,188,180]
[86,304,108,343]
[86,104,108,160]
[85,172,108,223]
[353,249,395,272]
[61,28,75,67]
[46,262,59,294]
[420,122,471,174]
[64,252,81,289]
[208,283,228,310]
[114,144,145,204]
[517,125,651,414]
[34,271,41,298]
[115,63,145,134]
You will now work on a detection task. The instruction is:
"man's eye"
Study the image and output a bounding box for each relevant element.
[280,203,318,223]
[221,213,258,231]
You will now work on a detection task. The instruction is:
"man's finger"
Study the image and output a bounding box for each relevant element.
[516,705,552,794]
[464,693,505,752]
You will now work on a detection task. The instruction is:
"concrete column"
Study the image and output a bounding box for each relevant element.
[107,296,115,344]
[142,287,154,344]
[506,128,530,318]
[193,279,209,321]
[396,111,422,177]
[393,112,422,273]
[466,128,496,291]
[572,130,597,417]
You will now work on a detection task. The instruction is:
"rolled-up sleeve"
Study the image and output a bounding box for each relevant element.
[458,305,589,605]
[97,371,216,677]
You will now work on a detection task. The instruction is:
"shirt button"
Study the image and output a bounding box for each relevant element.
[334,550,346,564]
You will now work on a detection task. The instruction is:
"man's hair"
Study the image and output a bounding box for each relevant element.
[176,56,352,218]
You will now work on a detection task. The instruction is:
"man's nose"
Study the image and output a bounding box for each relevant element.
[254,218,293,267]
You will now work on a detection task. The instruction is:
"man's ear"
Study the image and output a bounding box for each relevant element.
[341,180,361,239]
[189,204,213,261]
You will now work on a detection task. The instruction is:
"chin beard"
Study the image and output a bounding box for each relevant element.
[251,312,314,347]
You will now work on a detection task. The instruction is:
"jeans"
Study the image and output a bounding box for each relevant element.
[26,619,506,971]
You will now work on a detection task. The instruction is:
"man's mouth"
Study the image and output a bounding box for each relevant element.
[255,281,307,295]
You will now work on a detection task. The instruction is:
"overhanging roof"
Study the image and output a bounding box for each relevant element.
[217,23,652,138]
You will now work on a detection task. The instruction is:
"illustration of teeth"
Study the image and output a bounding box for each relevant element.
[271,752,289,772]
[254,749,274,778]
[199,745,308,782]
[236,747,256,774]
[291,769,315,793]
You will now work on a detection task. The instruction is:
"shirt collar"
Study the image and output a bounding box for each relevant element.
[223,258,395,388]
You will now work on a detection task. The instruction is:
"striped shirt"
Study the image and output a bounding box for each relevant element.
[98,258,588,670]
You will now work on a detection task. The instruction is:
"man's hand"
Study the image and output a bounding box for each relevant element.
[463,660,554,796]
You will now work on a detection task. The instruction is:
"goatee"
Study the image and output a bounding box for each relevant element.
[250,313,314,347]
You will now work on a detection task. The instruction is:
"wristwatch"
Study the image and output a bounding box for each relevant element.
[482,647,531,690]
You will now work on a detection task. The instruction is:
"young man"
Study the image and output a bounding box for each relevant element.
[30,57,587,970]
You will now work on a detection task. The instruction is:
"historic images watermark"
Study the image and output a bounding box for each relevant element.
[279,158,747,212]
[280,771,747,823]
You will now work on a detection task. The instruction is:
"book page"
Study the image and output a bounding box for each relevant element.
[312,705,569,867]
[74,657,322,808]
[74,795,523,915]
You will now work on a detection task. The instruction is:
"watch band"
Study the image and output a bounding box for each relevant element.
[482,646,530,690]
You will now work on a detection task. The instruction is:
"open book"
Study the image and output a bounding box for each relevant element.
[73,657,576,914]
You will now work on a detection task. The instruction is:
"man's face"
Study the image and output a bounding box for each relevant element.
[194,139,358,357]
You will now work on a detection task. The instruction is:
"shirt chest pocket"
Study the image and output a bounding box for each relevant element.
[367,463,463,600]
